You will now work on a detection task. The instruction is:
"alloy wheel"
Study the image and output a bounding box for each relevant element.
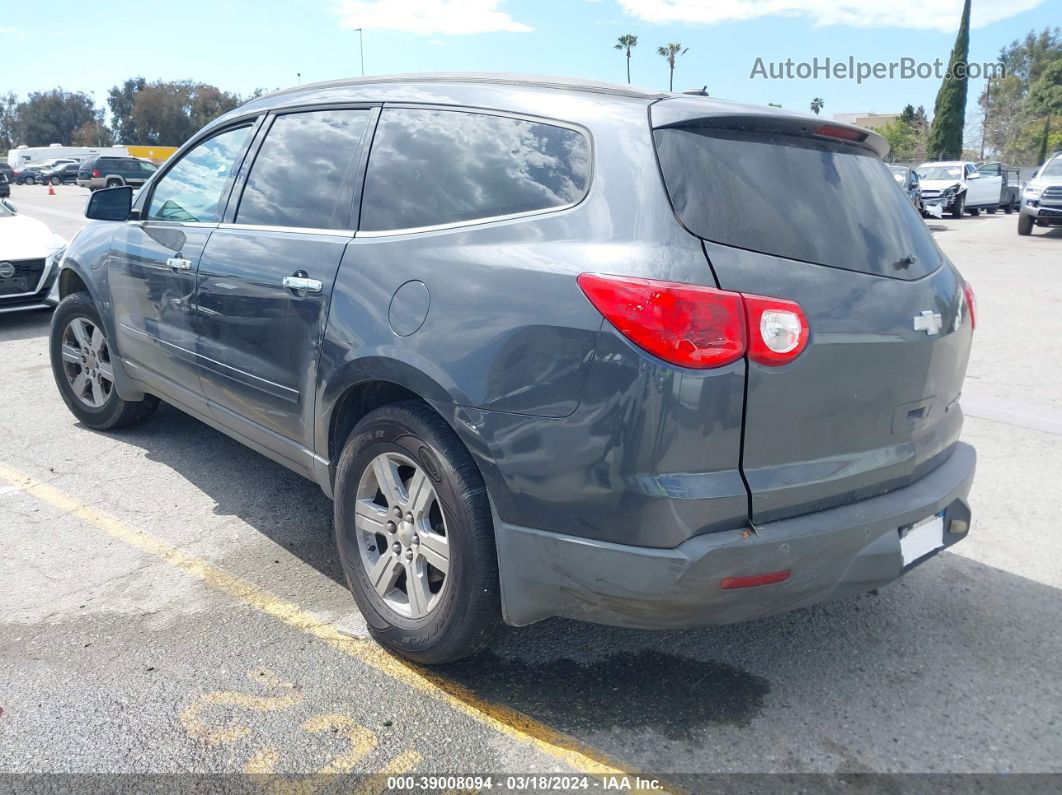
[354,451,450,619]
[60,317,114,409]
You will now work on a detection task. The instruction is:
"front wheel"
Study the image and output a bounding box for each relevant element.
[333,401,502,664]
[1018,213,1034,236]
[50,176,61,186]
[49,293,159,430]
[949,193,965,218]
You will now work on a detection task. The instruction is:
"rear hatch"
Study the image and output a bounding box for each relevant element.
[651,101,973,524]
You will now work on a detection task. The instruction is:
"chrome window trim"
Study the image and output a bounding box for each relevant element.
[355,202,581,238]
[217,222,355,238]
[357,103,594,237]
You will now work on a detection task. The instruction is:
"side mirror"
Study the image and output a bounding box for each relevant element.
[1,199,15,213]
[85,186,134,221]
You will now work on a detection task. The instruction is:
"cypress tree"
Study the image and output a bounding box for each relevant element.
[927,0,972,160]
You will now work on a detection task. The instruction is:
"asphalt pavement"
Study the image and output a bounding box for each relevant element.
[1,184,1060,787]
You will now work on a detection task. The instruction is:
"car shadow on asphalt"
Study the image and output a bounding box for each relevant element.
[0,309,52,344]
[104,401,1062,772]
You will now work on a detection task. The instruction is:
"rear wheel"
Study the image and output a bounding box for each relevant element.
[1018,213,1034,236]
[333,401,502,664]
[105,178,122,189]
[986,206,996,214]
[49,293,159,430]
[1004,199,1015,214]
[967,207,980,216]
[50,176,61,186]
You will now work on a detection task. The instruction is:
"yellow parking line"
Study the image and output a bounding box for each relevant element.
[0,462,632,778]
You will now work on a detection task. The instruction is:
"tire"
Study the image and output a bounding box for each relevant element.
[49,293,159,430]
[333,401,502,664]
[949,193,965,218]
[25,175,36,185]
[1018,213,1034,236]
[968,207,980,216]
[105,178,122,189]
[50,176,61,186]
[987,206,996,214]
[1004,201,1014,215]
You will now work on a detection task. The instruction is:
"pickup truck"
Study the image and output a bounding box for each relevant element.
[917,160,1003,218]
[977,161,1021,213]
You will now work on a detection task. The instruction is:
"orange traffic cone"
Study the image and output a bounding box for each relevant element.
[47,185,56,196]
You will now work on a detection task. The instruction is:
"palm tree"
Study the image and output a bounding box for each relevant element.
[810,97,825,115]
[613,34,638,85]
[657,43,688,92]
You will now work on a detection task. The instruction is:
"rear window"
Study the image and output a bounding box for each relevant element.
[360,108,590,232]
[654,127,941,279]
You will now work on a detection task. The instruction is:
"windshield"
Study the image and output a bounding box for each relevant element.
[1040,160,1062,178]
[654,127,941,280]
[919,165,963,181]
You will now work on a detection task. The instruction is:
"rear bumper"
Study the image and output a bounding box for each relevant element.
[496,442,976,628]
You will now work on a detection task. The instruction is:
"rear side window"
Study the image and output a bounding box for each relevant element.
[237,109,371,230]
[147,125,253,223]
[654,127,941,279]
[360,108,590,232]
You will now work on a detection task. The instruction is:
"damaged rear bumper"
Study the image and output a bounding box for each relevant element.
[495,442,976,628]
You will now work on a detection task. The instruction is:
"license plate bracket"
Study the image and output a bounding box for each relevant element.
[899,513,945,567]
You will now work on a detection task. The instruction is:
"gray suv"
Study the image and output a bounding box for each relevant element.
[48,75,977,663]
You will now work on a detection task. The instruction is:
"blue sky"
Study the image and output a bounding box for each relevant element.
[3,0,1058,123]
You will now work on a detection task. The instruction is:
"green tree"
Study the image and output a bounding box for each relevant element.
[71,113,114,147]
[107,77,146,143]
[810,97,824,115]
[657,43,688,92]
[1028,60,1062,163]
[614,34,638,84]
[927,0,971,160]
[0,92,18,150]
[15,89,96,146]
[130,80,241,145]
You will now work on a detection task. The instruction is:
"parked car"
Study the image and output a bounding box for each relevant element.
[0,198,65,314]
[40,162,82,186]
[1018,152,1062,235]
[0,162,15,186]
[976,161,1021,213]
[918,160,1003,218]
[15,158,79,185]
[48,75,977,664]
[889,165,923,213]
[0,174,9,199]
[76,156,157,191]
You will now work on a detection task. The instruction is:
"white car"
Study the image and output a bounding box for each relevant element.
[917,161,1004,218]
[0,198,66,314]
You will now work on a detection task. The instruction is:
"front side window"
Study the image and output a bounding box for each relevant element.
[237,109,371,230]
[360,108,590,232]
[147,125,253,223]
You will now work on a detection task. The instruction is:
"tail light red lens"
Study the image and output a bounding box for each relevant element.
[578,274,810,369]
[963,282,976,330]
[813,124,866,143]
[577,273,746,369]
[743,294,810,365]
[92,168,100,177]
[720,570,791,589]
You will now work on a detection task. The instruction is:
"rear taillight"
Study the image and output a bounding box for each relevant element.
[743,294,810,365]
[577,273,746,369]
[577,273,809,369]
[813,124,866,143]
[963,282,976,330]
[92,168,100,177]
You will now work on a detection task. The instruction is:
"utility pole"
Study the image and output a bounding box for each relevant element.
[980,76,992,161]
[352,28,365,76]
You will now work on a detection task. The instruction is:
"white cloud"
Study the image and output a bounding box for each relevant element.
[613,0,1045,32]
[335,0,533,35]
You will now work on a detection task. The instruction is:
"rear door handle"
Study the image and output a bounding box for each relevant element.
[282,275,323,294]
[166,257,192,271]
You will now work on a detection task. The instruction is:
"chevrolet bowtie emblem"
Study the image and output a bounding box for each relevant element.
[913,310,943,335]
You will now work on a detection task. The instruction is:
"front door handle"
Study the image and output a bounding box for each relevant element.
[282,275,323,294]
[166,257,192,271]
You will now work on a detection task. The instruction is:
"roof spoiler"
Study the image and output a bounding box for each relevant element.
[651,97,889,158]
